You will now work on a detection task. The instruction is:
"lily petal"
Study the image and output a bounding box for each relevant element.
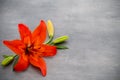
[18,24,32,45]
[3,40,25,55]
[32,20,47,46]
[41,44,57,57]
[13,53,29,71]
[29,55,46,76]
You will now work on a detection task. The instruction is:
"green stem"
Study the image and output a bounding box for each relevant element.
[13,55,17,58]
[45,36,53,44]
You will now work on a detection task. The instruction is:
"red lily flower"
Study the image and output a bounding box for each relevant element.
[3,20,57,76]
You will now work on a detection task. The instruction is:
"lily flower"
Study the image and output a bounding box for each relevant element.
[3,20,57,76]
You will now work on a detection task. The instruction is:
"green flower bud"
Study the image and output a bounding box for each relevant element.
[1,56,14,66]
[52,35,69,44]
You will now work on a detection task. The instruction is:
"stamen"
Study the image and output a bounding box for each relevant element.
[25,47,29,54]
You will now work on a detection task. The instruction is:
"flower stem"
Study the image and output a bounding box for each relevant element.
[13,55,17,58]
[45,36,53,44]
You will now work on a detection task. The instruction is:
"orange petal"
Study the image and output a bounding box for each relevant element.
[18,24,32,45]
[3,40,25,55]
[29,55,47,76]
[41,44,57,57]
[32,20,47,46]
[13,53,29,71]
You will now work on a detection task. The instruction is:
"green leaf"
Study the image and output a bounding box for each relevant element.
[2,55,10,58]
[1,56,14,66]
[2,55,15,58]
[13,55,19,70]
[56,45,68,49]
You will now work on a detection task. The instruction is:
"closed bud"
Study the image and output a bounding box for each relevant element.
[1,56,14,66]
[52,35,69,44]
[47,20,54,37]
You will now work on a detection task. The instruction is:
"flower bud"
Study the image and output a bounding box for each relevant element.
[47,20,54,37]
[1,56,14,66]
[52,35,69,44]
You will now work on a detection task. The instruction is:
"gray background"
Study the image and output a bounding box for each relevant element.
[0,0,120,80]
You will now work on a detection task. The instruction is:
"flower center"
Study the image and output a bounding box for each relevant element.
[24,44,44,56]
[25,47,30,54]
[25,44,32,54]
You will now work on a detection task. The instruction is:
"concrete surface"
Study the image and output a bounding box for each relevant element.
[0,0,120,80]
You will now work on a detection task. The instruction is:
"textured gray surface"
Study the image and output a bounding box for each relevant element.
[0,0,120,80]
